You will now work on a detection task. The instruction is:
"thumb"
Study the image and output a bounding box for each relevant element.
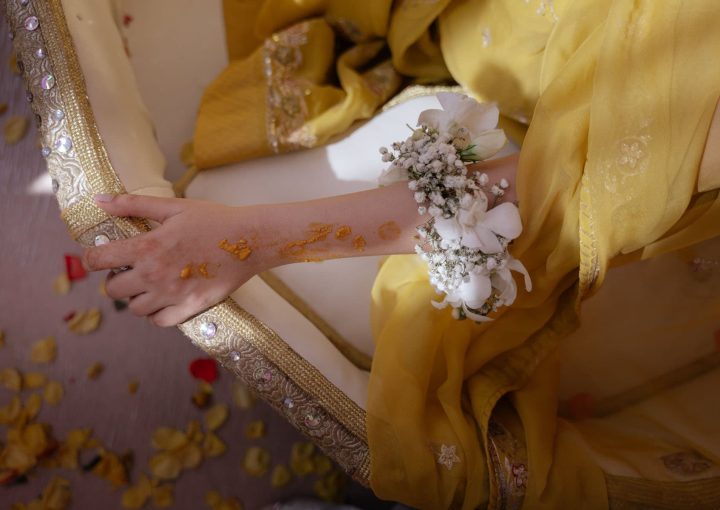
[94,193,184,223]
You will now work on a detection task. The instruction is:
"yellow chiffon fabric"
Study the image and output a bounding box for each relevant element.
[195,1,720,508]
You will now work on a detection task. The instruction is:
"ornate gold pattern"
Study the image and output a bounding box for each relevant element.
[4,0,370,486]
[487,414,528,510]
[263,22,317,154]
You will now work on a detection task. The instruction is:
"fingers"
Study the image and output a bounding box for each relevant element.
[128,293,169,318]
[94,193,184,223]
[105,270,145,300]
[82,236,143,272]
[148,305,192,328]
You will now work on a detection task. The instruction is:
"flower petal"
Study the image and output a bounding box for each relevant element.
[458,273,492,309]
[507,256,532,291]
[462,225,504,253]
[436,92,466,115]
[434,217,462,241]
[469,129,507,160]
[483,202,523,240]
[491,269,517,305]
[417,109,447,131]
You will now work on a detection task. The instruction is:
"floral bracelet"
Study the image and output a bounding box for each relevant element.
[378,93,531,321]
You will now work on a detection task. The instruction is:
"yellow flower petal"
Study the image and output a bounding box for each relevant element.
[22,423,51,456]
[313,471,346,503]
[0,396,22,425]
[23,372,47,389]
[149,451,182,480]
[53,273,71,295]
[67,308,102,335]
[24,393,42,420]
[152,483,174,508]
[43,381,64,405]
[4,115,28,144]
[31,337,57,364]
[290,456,314,477]
[270,464,291,488]
[204,404,229,432]
[121,474,152,509]
[313,454,333,476]
[86,362,104,380]
[244,420,265,439]
[2,443,37,472]
[231,382,255,410]
[0,367,22,391]
[176,442,203,469]
[242,447,270,477]
[185,420,203,443]
[202,432,226,458]
[151,428,188,451]
[40,476,72,510]
[92,450,129,488]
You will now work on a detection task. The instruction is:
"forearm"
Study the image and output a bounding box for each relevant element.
[239,153,520,271]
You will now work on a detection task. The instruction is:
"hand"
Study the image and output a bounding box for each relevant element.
[83,194,266,327]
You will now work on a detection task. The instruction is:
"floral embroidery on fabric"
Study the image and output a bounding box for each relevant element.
[434,444,461,471]
[662,451,714,476]
[263,22,317,154]
[510,463,528,489]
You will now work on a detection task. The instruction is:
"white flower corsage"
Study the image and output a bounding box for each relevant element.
[379,92,531,321]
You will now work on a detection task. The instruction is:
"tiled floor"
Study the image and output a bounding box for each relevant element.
[0,14,386,510]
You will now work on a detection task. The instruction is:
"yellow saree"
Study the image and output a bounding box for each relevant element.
[194,1,720,508]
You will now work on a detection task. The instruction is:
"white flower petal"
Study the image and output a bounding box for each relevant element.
[491,269,517,305]
[458,272,492,309]
[434,217,463,241]
[469,129,506,160]
[464,103,500,136]
[483,202,523,240]
[463,225,504,253]
[507,257,532,291]
[436,92,466,115]
[417,109,447,131]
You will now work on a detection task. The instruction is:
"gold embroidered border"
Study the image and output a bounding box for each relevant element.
[579,172,601,297]
[4,0,370,486]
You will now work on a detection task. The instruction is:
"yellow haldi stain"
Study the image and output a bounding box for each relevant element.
[378,221,401,241]
[281,223,333,259]
[197,263,211,278]
[353,235,367,252]
[179,265,193,280]
[335,225,352,240]
[219,239,252,261]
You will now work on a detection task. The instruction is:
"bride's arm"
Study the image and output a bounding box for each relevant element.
[81,155,518,326]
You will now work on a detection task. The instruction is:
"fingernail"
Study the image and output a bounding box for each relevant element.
[94,194,113,203]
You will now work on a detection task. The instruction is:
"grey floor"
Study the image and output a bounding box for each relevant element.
[0,15,387,510]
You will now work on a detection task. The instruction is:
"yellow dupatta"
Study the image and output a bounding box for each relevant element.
[369,1,720,508]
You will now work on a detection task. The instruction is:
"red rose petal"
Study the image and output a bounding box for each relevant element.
[189,358,218,383]
[63,311,76,322]
[122,14,134,27]
[65,254,87,281]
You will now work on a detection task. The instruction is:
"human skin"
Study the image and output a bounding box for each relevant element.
[81,154,517,326]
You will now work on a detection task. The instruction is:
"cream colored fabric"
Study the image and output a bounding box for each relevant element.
[61,0,174,199]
